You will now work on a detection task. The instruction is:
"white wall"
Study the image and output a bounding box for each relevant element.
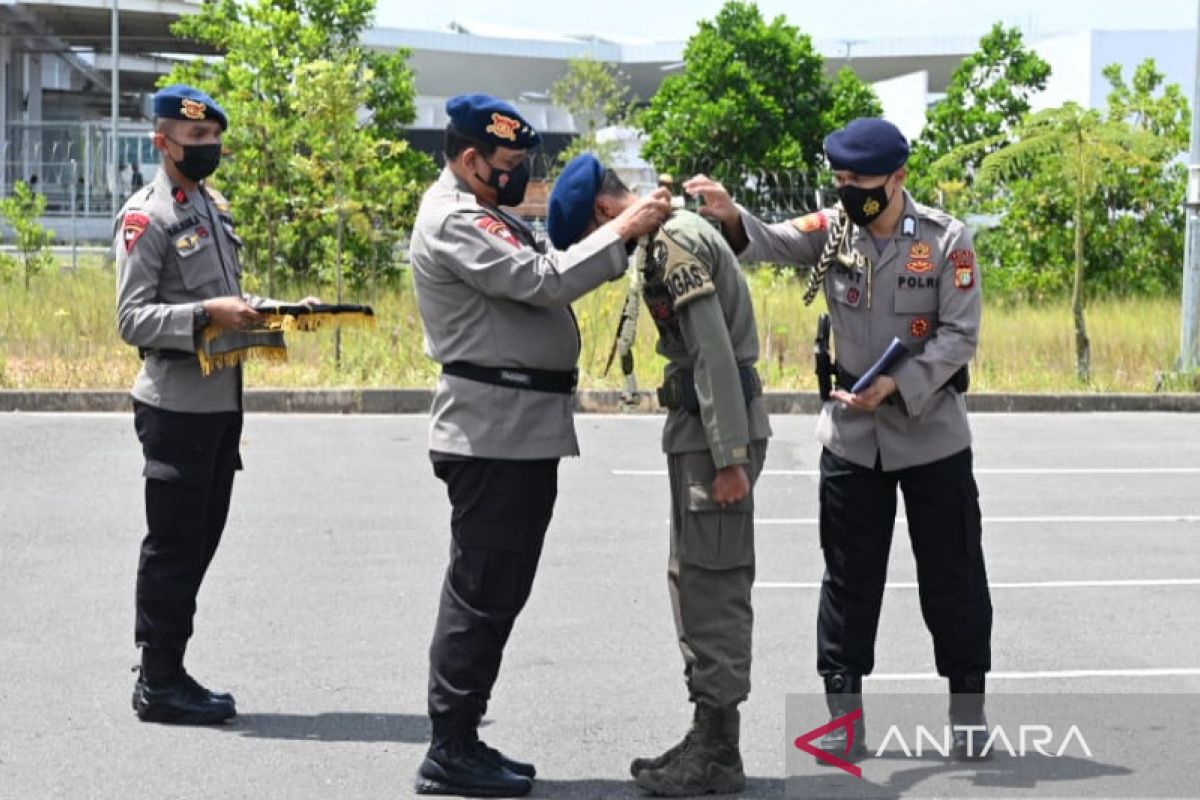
[871,70,930,143]
[1089,30,1196,108]
[1029,31,1095,112]
[1030,30,1197,114]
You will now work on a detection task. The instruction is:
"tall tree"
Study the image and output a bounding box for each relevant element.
[908,23,1050,206]
[823,66,884,133]
[165,0,434,292]
[638,1,830,206]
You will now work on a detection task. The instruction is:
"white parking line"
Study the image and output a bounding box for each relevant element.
[866,668,1200,682]
[614,467,1200,476]
[755,578,1200,590]
[755,516,1200,525]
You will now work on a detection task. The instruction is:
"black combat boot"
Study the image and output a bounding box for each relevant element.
[629,705,698,778]
[415,735,533,797]
[817,673,867,764]
[132,672,237,725]
[633,703,744,797]
[949,673,991,760]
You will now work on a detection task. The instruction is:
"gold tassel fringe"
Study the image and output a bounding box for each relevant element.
[198,344,289,377]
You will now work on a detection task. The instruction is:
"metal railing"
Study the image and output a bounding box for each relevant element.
[1,121,159,216]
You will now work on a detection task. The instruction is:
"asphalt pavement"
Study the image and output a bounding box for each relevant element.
[1,412,1198,799]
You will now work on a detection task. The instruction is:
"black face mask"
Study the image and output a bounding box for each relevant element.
[477,158,530,207]
[167,138,222,182]
[837,178,893,227]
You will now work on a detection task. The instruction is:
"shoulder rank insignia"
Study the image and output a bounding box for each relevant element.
[476,215,521,248]
[122,212,151,254]
[660,228,715,309]
[204,185,231,213]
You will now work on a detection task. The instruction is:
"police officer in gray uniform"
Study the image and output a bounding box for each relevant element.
[116,85,317,725]
[547,154,771,797]
[410,95,670,798]
[686,117,992,761]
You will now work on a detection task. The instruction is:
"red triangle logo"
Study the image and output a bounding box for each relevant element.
[793,708,864,778]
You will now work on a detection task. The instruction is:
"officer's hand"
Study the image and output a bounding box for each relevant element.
[296,296,321,306]
[831,376,898,412]
[203,296,263,330]
[682,174,738,228]
[610,189,671,241]
[711,464,750,507]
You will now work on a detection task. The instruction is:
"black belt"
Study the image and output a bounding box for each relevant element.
[441,361,578,395]
[138,347,195,361]
[657,365,762,413]
[835,363,970,394]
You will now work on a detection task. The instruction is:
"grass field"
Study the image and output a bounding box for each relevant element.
[0,262,1189,393]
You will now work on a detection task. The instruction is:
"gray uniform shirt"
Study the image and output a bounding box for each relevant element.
[411,168,628,459]
[736,191,980,471]
[115,169,266,413]
[648,210,772,467]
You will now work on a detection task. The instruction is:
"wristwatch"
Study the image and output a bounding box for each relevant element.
[192,302,211,331]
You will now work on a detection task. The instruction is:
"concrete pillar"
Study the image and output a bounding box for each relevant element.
[22,51,42,186]
[0,32,9,194]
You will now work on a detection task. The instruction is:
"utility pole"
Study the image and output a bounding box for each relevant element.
[1181,0,1200,372]
[110,0,120,217]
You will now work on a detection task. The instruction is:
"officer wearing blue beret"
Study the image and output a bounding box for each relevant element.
[686,117,992,762]
[116,84,317,726]
[409,96,670,797]
[549,154,771,796]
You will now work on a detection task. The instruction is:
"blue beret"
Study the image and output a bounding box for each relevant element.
[824,117,909,175]
[153,84,227,130]
[446,93,541,150]
[547,153,605,249]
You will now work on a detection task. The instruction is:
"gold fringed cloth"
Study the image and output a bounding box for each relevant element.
[197,303,376,376]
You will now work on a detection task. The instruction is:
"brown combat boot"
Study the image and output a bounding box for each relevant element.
[633,703,745,797]
[629,705,699,777]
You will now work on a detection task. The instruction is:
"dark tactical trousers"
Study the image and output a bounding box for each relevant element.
[427,453,558,744]
[133,401,243,650]
[817,446,992,679]
[667,440,768,708]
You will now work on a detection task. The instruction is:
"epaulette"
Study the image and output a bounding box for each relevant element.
[911,202,958,231]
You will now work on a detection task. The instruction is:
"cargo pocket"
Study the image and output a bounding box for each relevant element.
[678,481,754,570]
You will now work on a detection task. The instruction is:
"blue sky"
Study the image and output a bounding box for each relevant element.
[374,0,1195,41]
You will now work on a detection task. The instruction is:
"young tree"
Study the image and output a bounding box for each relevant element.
[165,0,435,292]
[550,57,634,172]
[0,181,56,290]
[972,59,1188,302]
[947,104,1163,381]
